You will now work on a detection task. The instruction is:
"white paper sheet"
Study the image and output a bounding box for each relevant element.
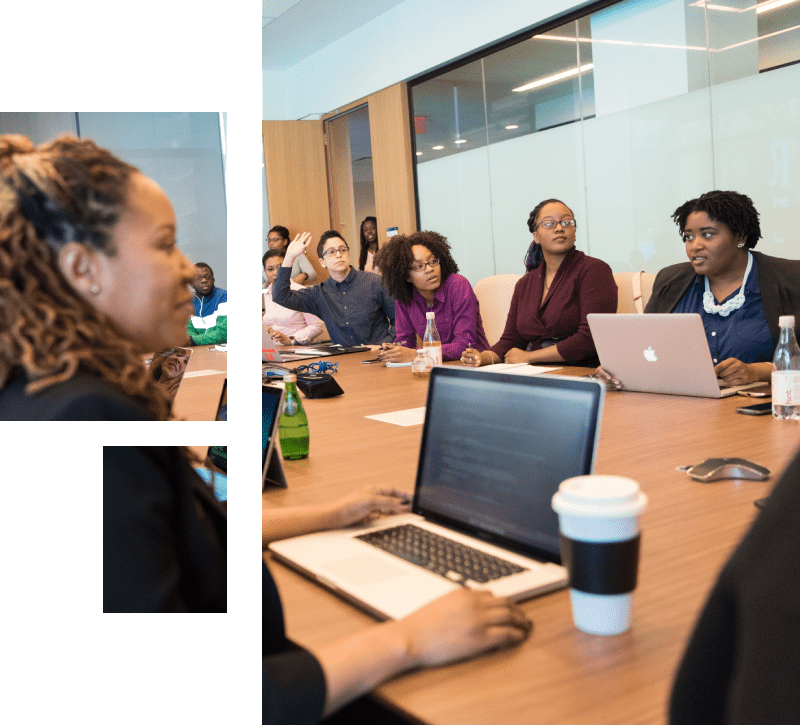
[365,407,427,427]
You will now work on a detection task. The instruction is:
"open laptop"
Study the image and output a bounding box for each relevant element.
[588,313,766,398]
[262,325,336,363]
[262,384,288,488]
[269,367,605,620]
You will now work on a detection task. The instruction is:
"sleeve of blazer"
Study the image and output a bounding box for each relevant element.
[103,447,188,612]
[670,448,800,724]
[263,562,326,725]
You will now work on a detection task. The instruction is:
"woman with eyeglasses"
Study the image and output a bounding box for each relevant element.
[598,190,800,389]
[377,231,490,363]
[461,199,617,367]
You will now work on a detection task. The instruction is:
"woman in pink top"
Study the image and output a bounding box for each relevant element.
[462,199,617,368]
[378,231,489,362]
[262,249,324,344]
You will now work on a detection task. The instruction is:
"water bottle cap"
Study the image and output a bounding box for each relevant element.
[284,374,296,382]
[426,311,435,319]
[779,315,795,328]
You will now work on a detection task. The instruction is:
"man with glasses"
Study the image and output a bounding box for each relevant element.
[273,230,395,346]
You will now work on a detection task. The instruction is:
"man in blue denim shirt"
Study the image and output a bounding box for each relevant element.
[274,231,395,346]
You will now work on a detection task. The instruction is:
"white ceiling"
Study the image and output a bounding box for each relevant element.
[263,0,409,71]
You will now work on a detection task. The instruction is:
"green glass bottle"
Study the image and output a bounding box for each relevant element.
[279,374,309,459]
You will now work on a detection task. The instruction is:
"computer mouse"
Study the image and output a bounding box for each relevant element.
[686,457,770,483]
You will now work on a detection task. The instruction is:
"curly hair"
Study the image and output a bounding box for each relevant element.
[380,231,459,305]
[358,216,377,271]
[672,190,761,249]
[0,134,175,420]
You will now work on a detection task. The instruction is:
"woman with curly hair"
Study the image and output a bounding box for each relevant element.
[378,231,489,362]
[0,134,196,420]
[599,190,800,390]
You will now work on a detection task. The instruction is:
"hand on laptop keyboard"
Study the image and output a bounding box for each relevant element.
[328,486,412,528]
[392,588,533,669]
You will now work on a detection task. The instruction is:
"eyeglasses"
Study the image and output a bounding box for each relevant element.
[409,258,440,272]
[267,237,285,244]
[296,361,338,374]
[537,219,577,230]
[322,247,349,258]
[195,273,213,282]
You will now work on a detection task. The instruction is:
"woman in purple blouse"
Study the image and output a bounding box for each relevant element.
[378,231,490,362]
[462,199,617,368]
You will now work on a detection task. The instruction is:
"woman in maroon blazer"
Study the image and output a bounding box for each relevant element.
[462,199,617,368]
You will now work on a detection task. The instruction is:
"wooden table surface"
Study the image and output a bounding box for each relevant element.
[171,345,227,421]
[263,351,800,725]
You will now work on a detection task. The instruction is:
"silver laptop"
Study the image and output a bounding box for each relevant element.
[588,313,766,398]
[262,384,287,488]
[262,324,335,364]
[269,367,605,620]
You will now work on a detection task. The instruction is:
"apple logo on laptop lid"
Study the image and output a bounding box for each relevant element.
[643,346,657,362]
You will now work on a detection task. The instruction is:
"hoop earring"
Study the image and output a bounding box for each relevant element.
[737,242,745,248]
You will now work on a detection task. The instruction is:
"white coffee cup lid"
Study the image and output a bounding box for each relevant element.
[552,475,647,518]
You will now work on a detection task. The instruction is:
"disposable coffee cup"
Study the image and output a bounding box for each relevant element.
[551,475,647,635]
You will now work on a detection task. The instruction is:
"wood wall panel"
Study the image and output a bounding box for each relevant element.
[262,120,328,281]
[368,83,418,242]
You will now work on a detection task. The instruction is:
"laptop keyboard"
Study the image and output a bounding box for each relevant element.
[356,524,527,584]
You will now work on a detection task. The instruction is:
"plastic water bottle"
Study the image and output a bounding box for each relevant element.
[771,316,800,420]
[279,374,310,458]
[423,311,442,366]
[411,348,433,379]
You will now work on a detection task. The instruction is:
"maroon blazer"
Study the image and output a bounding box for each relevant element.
[491,248,617,366]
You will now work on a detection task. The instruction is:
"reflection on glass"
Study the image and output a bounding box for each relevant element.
[149,347,192,403]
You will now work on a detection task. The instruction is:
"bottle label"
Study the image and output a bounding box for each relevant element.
[771,370,800,405]
[423,343,443,366]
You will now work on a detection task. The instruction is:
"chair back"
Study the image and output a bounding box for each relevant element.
[473,274,523,346]
[613,271,656,314]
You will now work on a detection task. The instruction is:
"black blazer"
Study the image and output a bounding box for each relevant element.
[104,447,227,612]
[0,371,153,421]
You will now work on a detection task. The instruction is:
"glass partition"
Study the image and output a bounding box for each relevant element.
[410,0,800,283]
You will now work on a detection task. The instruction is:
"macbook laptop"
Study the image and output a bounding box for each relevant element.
[262,384,287,488]
[588,313,766,398]
[269,367,605,620]
[262,325,336,363]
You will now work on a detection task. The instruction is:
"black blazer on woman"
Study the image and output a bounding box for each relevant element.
[103,447,226,612]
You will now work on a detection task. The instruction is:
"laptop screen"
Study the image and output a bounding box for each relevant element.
[262,385,284,467]
[414,368,603,562]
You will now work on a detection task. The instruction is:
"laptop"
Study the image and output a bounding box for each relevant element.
[262,324,336,363]
[262,384,287,488]
[269,367,605,620]
[588,313,766,398]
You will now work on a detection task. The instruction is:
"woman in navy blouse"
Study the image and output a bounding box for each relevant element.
[601,190,800,388]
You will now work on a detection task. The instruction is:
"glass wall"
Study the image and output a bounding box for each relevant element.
[410,0,800,283]
[0,112,228,288]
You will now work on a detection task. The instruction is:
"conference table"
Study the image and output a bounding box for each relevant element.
[263,351,799,725]
[171,345,227,421]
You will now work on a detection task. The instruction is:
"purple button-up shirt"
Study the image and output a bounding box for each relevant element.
[394,273,489,361]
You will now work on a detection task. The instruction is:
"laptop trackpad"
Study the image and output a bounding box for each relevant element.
[321,554,412,586]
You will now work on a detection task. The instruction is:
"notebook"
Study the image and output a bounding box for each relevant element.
[587,313,766,398]
[262,384,287,488]
[269,367,605,620]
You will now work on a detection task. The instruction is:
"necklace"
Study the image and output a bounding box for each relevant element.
[703,252,752,316]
